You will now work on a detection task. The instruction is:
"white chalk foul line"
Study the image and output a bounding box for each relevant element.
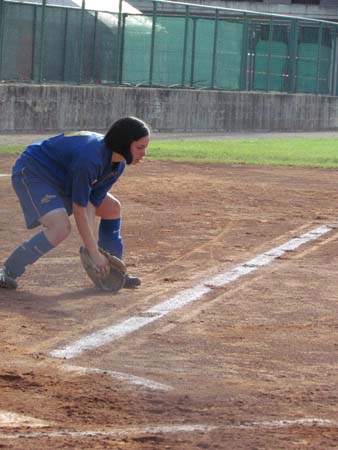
[239,418,338,428]
[0,411,51,428]
[0,424,215,439]
[1,418,338,440]
[50,225,332,359]
[61,364,173,392]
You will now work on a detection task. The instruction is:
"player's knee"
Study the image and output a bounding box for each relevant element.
[110,198,121,217]
[97,197,121,219]
[57,218,72,243]
[50,217,71,245]
[40,210,72,246]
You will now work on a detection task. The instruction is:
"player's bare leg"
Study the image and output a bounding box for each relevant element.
[39,209,71,246]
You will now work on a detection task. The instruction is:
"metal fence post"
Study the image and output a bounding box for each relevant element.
[190,17,197,87]
[0,0,5,81]
[266,18,273,91]
[315,23,323,94]
[181,5,189,87]
[239,13,249,90]
[115,0,123,84]
[118,13,126,84]
[91,11,98,82]
[32,5,38,81]
[38,0,47,83]
[78,0,85,84]
[288,19,298,93]
[211,8,219,89]
[330,26,338,96]
[149,0,157,86]
[62,8,69,82]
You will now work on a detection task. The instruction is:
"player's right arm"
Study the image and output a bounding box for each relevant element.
[70,158,110,274]
[73,203,109,274]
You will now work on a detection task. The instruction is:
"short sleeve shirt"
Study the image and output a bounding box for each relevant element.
[13,132,125,207]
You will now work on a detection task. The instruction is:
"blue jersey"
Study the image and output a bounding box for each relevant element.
[13,132,125,207]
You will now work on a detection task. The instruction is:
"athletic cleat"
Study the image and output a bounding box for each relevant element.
[123,274,141,289]
[0,268,18,289]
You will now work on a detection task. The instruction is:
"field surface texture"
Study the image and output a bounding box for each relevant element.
[1,132,338,449]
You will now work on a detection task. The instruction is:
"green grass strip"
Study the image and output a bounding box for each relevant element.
[147,138,338,168]
[0,145,23,154]
[1,138,338,168]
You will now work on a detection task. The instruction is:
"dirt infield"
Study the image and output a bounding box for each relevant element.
[1,151,338,449]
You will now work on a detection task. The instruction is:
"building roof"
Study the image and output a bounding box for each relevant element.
[11,0,141,14]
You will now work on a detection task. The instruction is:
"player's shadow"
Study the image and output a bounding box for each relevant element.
[0,286,121,315]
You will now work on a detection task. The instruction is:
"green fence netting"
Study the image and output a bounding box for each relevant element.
[0,0,337,95]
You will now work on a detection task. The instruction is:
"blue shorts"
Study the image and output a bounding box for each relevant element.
[12,166,73,229]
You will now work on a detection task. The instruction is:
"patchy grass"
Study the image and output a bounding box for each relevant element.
[148,138,338,168]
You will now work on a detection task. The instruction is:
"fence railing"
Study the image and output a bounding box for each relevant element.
[0,0,337,95]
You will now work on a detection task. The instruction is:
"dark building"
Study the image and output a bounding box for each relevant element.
[130,0,338,21]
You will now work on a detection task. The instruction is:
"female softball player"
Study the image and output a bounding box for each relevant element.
[0,116,150,290]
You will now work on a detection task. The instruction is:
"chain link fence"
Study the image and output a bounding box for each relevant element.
[0,0,337,94]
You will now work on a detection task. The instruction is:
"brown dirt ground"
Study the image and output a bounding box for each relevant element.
[1,151,338,449]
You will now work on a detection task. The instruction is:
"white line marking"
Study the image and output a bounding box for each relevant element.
[0,174,10,177]
[1,418,337,439]
[50,225,332,359]
[51,316,161,359]
[0,411,51,428]
[61,364,173,391]
[0,424,215,439]
[239,418,338,428]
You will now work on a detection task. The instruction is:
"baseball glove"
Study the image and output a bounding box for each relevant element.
[79,247,127,293]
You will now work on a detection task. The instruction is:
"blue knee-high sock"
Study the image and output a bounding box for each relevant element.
[4,231,54,278]
[98,218,123,259]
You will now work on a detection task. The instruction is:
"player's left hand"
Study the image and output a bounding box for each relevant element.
[80,247,127,293]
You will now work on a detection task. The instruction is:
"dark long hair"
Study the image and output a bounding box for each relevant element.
[104,117,150,164]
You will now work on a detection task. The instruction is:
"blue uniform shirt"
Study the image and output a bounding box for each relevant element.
[13,132,125,208]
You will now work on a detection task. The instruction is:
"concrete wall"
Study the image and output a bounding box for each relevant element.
[0,84,337,134]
